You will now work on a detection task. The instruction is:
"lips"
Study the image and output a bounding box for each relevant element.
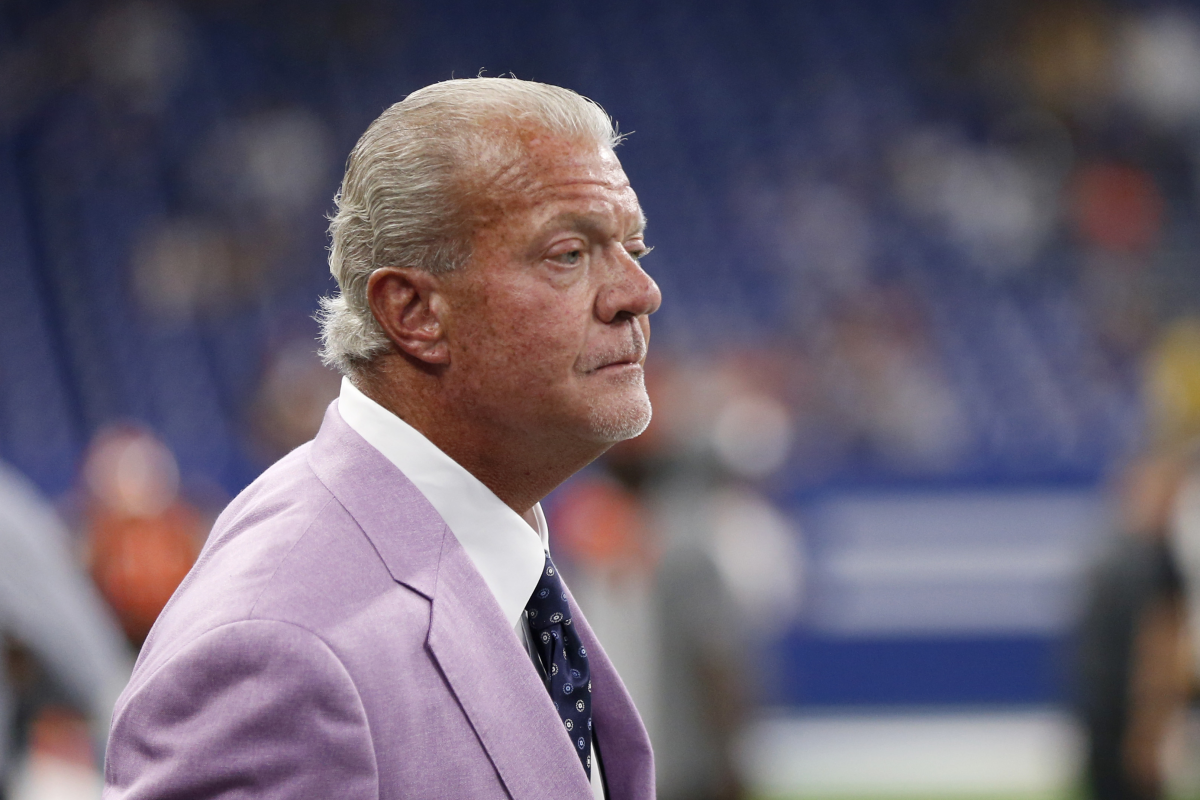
[583,344,645,373]
[582,321,647,373]
[586,353,642,374]
[597,358,641,371]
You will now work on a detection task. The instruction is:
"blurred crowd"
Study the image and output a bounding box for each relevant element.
[5,0,1196,497]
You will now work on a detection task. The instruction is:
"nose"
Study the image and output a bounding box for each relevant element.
[595,247,662,324]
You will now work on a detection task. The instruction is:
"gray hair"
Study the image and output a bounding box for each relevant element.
[317,77,622,377]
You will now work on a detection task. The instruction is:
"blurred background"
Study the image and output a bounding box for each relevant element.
[4,0,1200,798]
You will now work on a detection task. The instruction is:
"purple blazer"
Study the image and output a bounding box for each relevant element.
[103,404,654,799]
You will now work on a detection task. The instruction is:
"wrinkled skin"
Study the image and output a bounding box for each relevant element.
[364,129,662,514]
[442,133,660,446]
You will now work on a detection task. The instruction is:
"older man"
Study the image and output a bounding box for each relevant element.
[103,78,660,800]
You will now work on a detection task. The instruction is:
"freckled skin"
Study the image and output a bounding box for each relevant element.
[362,130,662,516]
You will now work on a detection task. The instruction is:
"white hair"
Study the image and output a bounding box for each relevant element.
[317,77,622,377]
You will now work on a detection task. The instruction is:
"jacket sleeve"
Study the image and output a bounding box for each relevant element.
[103,619,379,799]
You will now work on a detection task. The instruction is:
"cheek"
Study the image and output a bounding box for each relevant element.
[510,315,587,378]
[466,292,582,381]
[496,284,591,348]
[454,265,598,384]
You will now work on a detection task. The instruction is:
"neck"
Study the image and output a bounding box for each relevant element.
[354,357,605,515]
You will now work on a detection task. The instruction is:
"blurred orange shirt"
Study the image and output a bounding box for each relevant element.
[87,503,201,645]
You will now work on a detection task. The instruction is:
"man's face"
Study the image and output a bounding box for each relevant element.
[438,131,662,451]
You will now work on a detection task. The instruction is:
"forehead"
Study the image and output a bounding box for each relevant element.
[475,131,642,227]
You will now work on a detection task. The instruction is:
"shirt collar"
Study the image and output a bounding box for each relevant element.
[336,378,548,628]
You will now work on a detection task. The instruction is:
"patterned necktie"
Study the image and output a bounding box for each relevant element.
[525,553,592,778]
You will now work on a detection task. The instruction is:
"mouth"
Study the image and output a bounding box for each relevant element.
[594,358,642,373]
[584,344,646,374]
[581,350,645,376]
[582,322,648,374]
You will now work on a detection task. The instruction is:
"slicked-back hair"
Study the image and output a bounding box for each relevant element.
[317,77,621,378]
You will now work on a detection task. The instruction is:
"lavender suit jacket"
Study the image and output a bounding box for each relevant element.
[103,404,654,799]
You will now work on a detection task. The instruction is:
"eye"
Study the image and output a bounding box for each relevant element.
[547,241,587,267]
[627,244,654,261]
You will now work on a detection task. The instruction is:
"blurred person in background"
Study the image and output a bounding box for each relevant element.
[1075,451,1190,800]
[81,426,204,648]
[0,459,131,793]
[103,77,658,800]
[1075,316,1200,800]
[1151,318,1200,786]
[552,355,804,800]
[644,358,804,800]
[552,446,748,800]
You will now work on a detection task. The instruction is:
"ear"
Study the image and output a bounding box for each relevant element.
[366,267,450,365]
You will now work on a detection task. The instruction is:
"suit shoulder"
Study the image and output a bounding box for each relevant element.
[133,443,428,686]
[133,446,353,667]
[106,618,379,799]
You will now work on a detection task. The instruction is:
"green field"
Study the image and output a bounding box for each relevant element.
[754,795,1074,800]
[753,791,1200,800]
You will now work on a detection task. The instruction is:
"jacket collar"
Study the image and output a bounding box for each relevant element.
[307,403,594,798]
[307,401,444,598]
[335,378,548,629]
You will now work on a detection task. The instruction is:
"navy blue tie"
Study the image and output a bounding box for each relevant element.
[525,554,592,778]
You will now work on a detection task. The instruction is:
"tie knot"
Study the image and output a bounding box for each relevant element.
[525,554,572,632]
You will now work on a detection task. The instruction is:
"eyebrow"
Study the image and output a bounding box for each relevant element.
[540,209,648,238]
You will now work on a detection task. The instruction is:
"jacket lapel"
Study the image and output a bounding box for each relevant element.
[308,404,593,799]
[427,532,593,798]
[564,585,656,800]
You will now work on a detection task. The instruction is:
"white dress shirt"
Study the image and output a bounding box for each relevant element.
[337,379,605,799]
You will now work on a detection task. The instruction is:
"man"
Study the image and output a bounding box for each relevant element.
[103,77,660,799]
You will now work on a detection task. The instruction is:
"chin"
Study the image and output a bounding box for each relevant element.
[584,387,653,443]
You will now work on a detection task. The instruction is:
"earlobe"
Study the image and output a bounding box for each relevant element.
[366,268,450,365]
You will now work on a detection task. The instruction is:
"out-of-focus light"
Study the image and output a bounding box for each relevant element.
[1146,316,1200,444]
[84,428,180,518]
[1070,162,1163,254]
[189,108,333,221]
[131,217,240,319]
[87,1,191,112]
[240,110,334,218]
[709,487,804,634]
[711,393,793,479]
[1117,9,1200,129]
[777,183,873,294]
[891,129,1058,273]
